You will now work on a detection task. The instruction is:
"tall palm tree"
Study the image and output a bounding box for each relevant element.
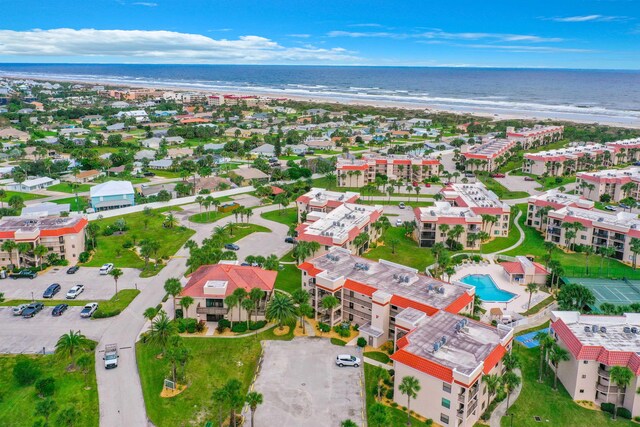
[55,330,90,366]
[148,310,176,355]
[482,374,500,398]
[164,278,182,316]
[265,293,296,330]
[224,294,239,323]
[549,343,570,390]
[534,331,556,382]
[180,296,194,318]
[241,298,255,328]
[291,288,310,330]
[398,376,421,426]
[502,371,521,411]
[109,268,123,300]
[249,287,265,323]
[245,391,264,427]
[143,307,158,322]
[502,352,520,372]
[33,245,48,270]
[232,287,248,321]
[320,295,340,323]
[220,379,244,427]
[526,283,538,310]
[16,242,31,269]
[1,240,16,268]
[609,366,633,419]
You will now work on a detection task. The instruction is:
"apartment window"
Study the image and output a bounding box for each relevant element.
[441,398,450,409]
[582,374,586,379]
[581,236,586,240]
[59,236,64,244]
[440,414,449,425]
[580,389,584,393]
[583,361,589,365]
[442,383,451,393]
[206,299,224,308]
[482,402,486,409]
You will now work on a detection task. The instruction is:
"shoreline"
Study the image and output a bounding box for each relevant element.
[3,72,640,129]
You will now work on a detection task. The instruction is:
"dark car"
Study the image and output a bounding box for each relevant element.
[143,172,156,177]
[524,177,536,181]
[619,203,630,209]
[22,303,44,318]
[284,237,297,244]
[52,304,69,316]
[224,243,240,251]
[491,173,506,178]
[10,270,37,280]
[67,266,80,274]
[43,283,61,299]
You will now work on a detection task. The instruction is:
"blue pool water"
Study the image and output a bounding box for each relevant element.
[461,274,517,303]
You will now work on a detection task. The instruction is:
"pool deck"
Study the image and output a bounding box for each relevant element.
[452,262,550,315]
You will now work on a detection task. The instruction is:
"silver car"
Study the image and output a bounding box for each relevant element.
[336,354,361,367]
[66,284,85,299]
[12,303,29,316]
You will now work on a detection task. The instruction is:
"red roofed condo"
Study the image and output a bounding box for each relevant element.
[506,125,564,148]
[0,216,87,267]
[551,311,640,418]
[295,188,360,222]
[526,190,594,231]
[336,154,441,188]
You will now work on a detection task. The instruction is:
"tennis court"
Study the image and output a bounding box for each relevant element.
[564,277,640,308]
[515,329,550,348]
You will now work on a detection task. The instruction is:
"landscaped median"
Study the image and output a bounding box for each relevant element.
[0,289,140,318]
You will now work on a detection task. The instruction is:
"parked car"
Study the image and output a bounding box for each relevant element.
[67,266,80,274]
[396,219,403,226]
[9,270,37,280]
[464,172,475,178]
[22,303,44,318]
[524,177,536,181]
[66,284,85,299]
[398,202,406,209]
[43,283,61,299]
[284,237,297,244]
[619,203,630,209]
[336,354,361,367]
[491,173,506,178]
[424,183,431,187]
[143,172,156,177]
[52,304,69,316]
[224,243,240,251]
[99,263,114,275]
[12,303,29,316]
[605,205,617,211]
[103,343,119,369]
[80,303,99,318]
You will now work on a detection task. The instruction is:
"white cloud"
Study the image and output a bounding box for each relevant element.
[288,34,311,38]
[327,30,563,43]
[461,44,594,53]
[132,2,157,6]
[549,15,627,22]
[0,28,359,64]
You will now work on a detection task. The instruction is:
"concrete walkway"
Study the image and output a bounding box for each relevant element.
[363,357,393,371]
[489,368,523,427]
[492,209,525,256]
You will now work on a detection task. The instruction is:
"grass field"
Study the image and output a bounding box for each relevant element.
[47,182,92,193]
[85,207,194,271]
[274,263,301,294]
[51,196,89,212]
[260,207,298,227]
[94,175,150,185]
[1,191,46,202]
[147,169,183,179]
[364,364,431,427]
[188,210,233,224]
[477,175,529,199]
[227,223,270,243]
[363,227,434,271]
[535,175,577,191]
[503,343,633,427]
[310,176,386,195]
[480,210,520,253]
[137,330,294,427]
[363,351,390,364]
[0,351,98,427]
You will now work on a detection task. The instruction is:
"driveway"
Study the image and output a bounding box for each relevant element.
[498,174,541,195]
[250,338,364,427]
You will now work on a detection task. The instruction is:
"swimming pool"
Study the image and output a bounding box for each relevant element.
[460,274,517,303]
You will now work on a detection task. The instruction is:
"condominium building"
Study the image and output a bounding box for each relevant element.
[298,247,512,427]
[336,154,441,187]
[462,139,516,172]
[551,311,640,417]
[506,125,564,148]
[295,203,383,255]
[576,168,640,203]
[526,190,594,231]
[0,216,87,267]
[295,188,360,222]
[607,138,640,164]
[546,207,640,262]
[522,144,614,176]
[413,202,483,249]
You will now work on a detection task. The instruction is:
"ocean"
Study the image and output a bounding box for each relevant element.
[1,64,639,125]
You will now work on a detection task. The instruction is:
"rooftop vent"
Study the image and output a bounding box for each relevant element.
[584,326,591,333]
[632,327,639,334]
[600,326,607,334]
[624,326,631,334]
[592,325,599,333]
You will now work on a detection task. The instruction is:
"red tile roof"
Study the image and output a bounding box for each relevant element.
[391,349,453,382]
[445,292,474,314]
[483,345,506,374]
[344,279,376,297]
[298,262,323,277]
[181,264,276,298]
[391,295,438,316]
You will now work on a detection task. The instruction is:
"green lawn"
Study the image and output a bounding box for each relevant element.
[1,191,46,202]
[0,351,98,427]
[535,175,577,191]
[363,227,434,271]
[310,176,385,194]
[503,205,639,278]
[137,330,294,427]
[51,196,89,212]
[148,169,183,179]
[364,364,432,427]
[85,207,195,272]
[359,199,434,207]
[521,295,556,316]
[481,209,520,253]
[274,264,301,294]
[47,182,92,193]
[363,351,390,364]
[476,175,529,199]
[94,175,150,185]
[260,207,298,227]
[227,223,270,243]
[503,344,633,427]
[188,210,233,224]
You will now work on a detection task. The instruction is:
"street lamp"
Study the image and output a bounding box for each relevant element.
[31,291,34,302]
[509,413,514,427]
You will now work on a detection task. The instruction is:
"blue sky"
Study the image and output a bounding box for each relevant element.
[0,0,638,68]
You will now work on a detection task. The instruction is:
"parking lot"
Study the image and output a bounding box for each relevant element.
[0,266,141,301]
[252,338,364,427]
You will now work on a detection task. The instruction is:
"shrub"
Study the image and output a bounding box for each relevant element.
[601,402,615,414]
[196,320,206,333]
[175,309,184,319]
[93,308,122,319]
[35,377,55,397]
[231,323,248,333]
[185,319,197,334]
[155,303,163,311]
[122,240,133,249]
[13,356,41,386]
[634,416,640,422]
[388,369,395,377]
[352,324,359,331]
[176,319,187,333]
[249,320,267,330]
[337,328,351,338]
[331,338,347,346]
[390,402,398,408]
[616,407,632,419]
[425,420,433,426]
[161,294,169,303]
[383,378,393,388]
[386,388,394,400]
[78,252,90,263]
[317,322,331,333]
[357,337,367,348]
[218,319,231,330]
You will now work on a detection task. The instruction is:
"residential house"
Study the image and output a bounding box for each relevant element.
[7,177,59,192]
[89,181,135,211]
[65,169,104,184]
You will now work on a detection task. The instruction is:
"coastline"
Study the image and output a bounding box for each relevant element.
[3,72,640,129]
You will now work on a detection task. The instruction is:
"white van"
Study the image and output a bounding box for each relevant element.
[99,263,114,275]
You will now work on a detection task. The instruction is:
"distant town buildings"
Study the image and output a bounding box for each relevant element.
[506,125,564,148]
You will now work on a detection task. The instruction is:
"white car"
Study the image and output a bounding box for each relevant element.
[396,219,403,226]
[66,284,85,299]
[99,263,114,275]
[336,354,361,367]
[12,303,29,316]
[80,303,99,318]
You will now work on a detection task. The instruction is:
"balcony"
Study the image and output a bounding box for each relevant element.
[196,306,229,315]
[598,368,610,378]
[467,400,478,416]
[596,383,623,394]
[458,393,465,403]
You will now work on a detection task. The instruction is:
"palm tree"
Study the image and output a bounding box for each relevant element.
[1,240,16,267]
[398,376,421,426]
[526,283,538,310]
[249,287,265,323]
[265,293,296,331]
[16,242,31,269]
[482,374,500,398]
[241,298,255,328]
[220,379,244,427]
[291,288,310,330]
[76,353,93,388]
[164,278,182,316]
[148,310,176,355]
[320,294,340,323]
[33,245,48,270]
[502,371,521,410]
[143,307,158,322]
[502,352,520,372]
[232,287,248,321]
[180,296,194,318]
[55,330,90,366]
[583,245,594,275]
[549,343,570,390]
[224,294,239,323]
[109,268,123,300]
[245,391,264,427]
[609,366,633,419]
[534,331,556,382]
